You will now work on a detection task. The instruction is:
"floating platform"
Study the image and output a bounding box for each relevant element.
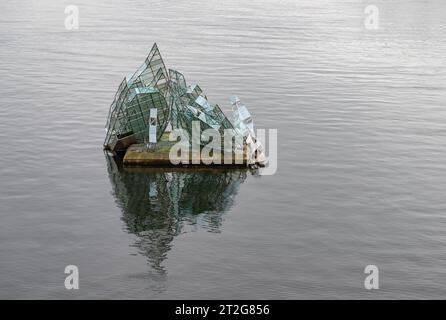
[123,133,248,167]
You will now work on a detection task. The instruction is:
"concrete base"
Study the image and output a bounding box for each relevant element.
[123,133,248,167]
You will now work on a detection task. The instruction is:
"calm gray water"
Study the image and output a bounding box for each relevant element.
[1,0,446,299]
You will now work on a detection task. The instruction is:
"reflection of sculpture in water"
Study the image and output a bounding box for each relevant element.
[105,155,247,273]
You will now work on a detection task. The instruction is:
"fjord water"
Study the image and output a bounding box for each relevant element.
[1,0,446,299]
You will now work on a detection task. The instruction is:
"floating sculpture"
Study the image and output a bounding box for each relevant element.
[104,43,264,166]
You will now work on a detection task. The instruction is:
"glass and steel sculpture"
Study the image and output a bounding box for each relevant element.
[104,43,238,149]
[104,43,170,151]
[104,43,264,165]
